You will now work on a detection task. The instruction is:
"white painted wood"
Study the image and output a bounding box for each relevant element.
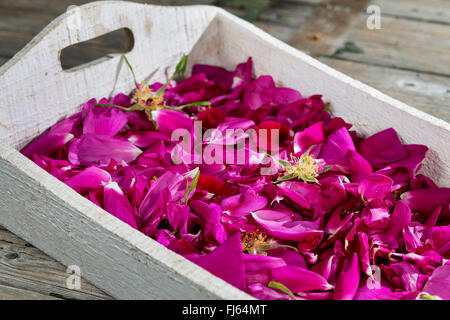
[0,0,448,299]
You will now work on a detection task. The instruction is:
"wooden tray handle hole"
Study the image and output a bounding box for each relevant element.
[60,28,135,71]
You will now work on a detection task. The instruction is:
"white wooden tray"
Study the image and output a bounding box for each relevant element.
[0,0,448,299]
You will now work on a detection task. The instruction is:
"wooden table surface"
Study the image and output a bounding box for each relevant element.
[0,0,449,300]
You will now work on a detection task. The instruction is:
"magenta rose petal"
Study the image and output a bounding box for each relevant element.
[190,233,246,290]
[293,121,324,154]
[221,190,267,217]
[22,133,74,158]
[333,252,360,300]
[271,265,333,293]
[358,173,393,201]
[103,182,138,229]
[387,200,412,237]
[151,109,193,137]
[251,210,323,242]
[65,166,111,193]
[358,128,408,168]
[401,188,450,220]
[83,105,128,136]
[68,134,142,167]
[422,263,450,299]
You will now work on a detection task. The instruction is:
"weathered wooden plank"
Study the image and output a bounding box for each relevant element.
[330,15,450,76]
[0,228,111,300]
[372,0,450,24]
[320,57,450,122]
[0,283,60,300]
[258,1,314,28]
[287,0,372,56]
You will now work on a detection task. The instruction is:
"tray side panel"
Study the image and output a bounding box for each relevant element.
[212,11,450,186]
[0,142,252,300]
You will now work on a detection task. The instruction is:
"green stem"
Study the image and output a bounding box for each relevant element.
[123,55,138,89]
[95,103,144,111]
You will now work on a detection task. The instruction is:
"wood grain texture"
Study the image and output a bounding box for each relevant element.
[320,57,450,121]
[330,14,450,76]
[372,0,450,24]
[0,227,111,299]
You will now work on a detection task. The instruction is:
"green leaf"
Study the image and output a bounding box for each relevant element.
[180,101,211,108]
[174,54,188,77]
[274,173,295,184]
[416,292,442,300]
[324,102,330,112]
[162,101,211,111]
[187,168,200,200]
[277,159,291,168]
[95,103,144,111]
[182,167,200,204]
[156,82,169,97]
[123,55,138,88]
[156,54,189,97]
[256,244,299,253]
[322,164,346,174]
[268,281,297,300]
[303,144,317,157]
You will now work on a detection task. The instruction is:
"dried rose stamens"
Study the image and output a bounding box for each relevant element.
[284,152,320,182]
[131,81,165,116]
[241,232,273,254]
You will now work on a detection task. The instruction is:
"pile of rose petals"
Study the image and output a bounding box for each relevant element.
[22,58,450,300]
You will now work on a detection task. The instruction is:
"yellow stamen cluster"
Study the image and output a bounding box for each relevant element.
[199,105,212,112]
[132,81,165,116]
[284,153,320,182]
[241,232,273,254]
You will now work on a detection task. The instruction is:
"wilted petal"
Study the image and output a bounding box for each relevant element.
[358,128,408,168]
[247,283,294,300]
[127,131,172,148]
[387,200,412,237]
[278,181,321,211]
[167,203,190,235]
[68,134,142,167]
[65,167,111,193]
[244,254,287,285]
[403,222,426,253]
[319,127,355,164]
[358,173,393,200]
[83,105,127,136]
[293,121,324,154]
[271,265,333,293]
[422,263,450,300]
[190,233,246,290]
[221,189,267,217]
[22,133,74,158]
[190,200,227,244]
[333,252,360,300]
[103,182,137,229]
[139,171,186,224]
[151,109,193,137]
[252,210,323,243]
[401,188,450,220]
